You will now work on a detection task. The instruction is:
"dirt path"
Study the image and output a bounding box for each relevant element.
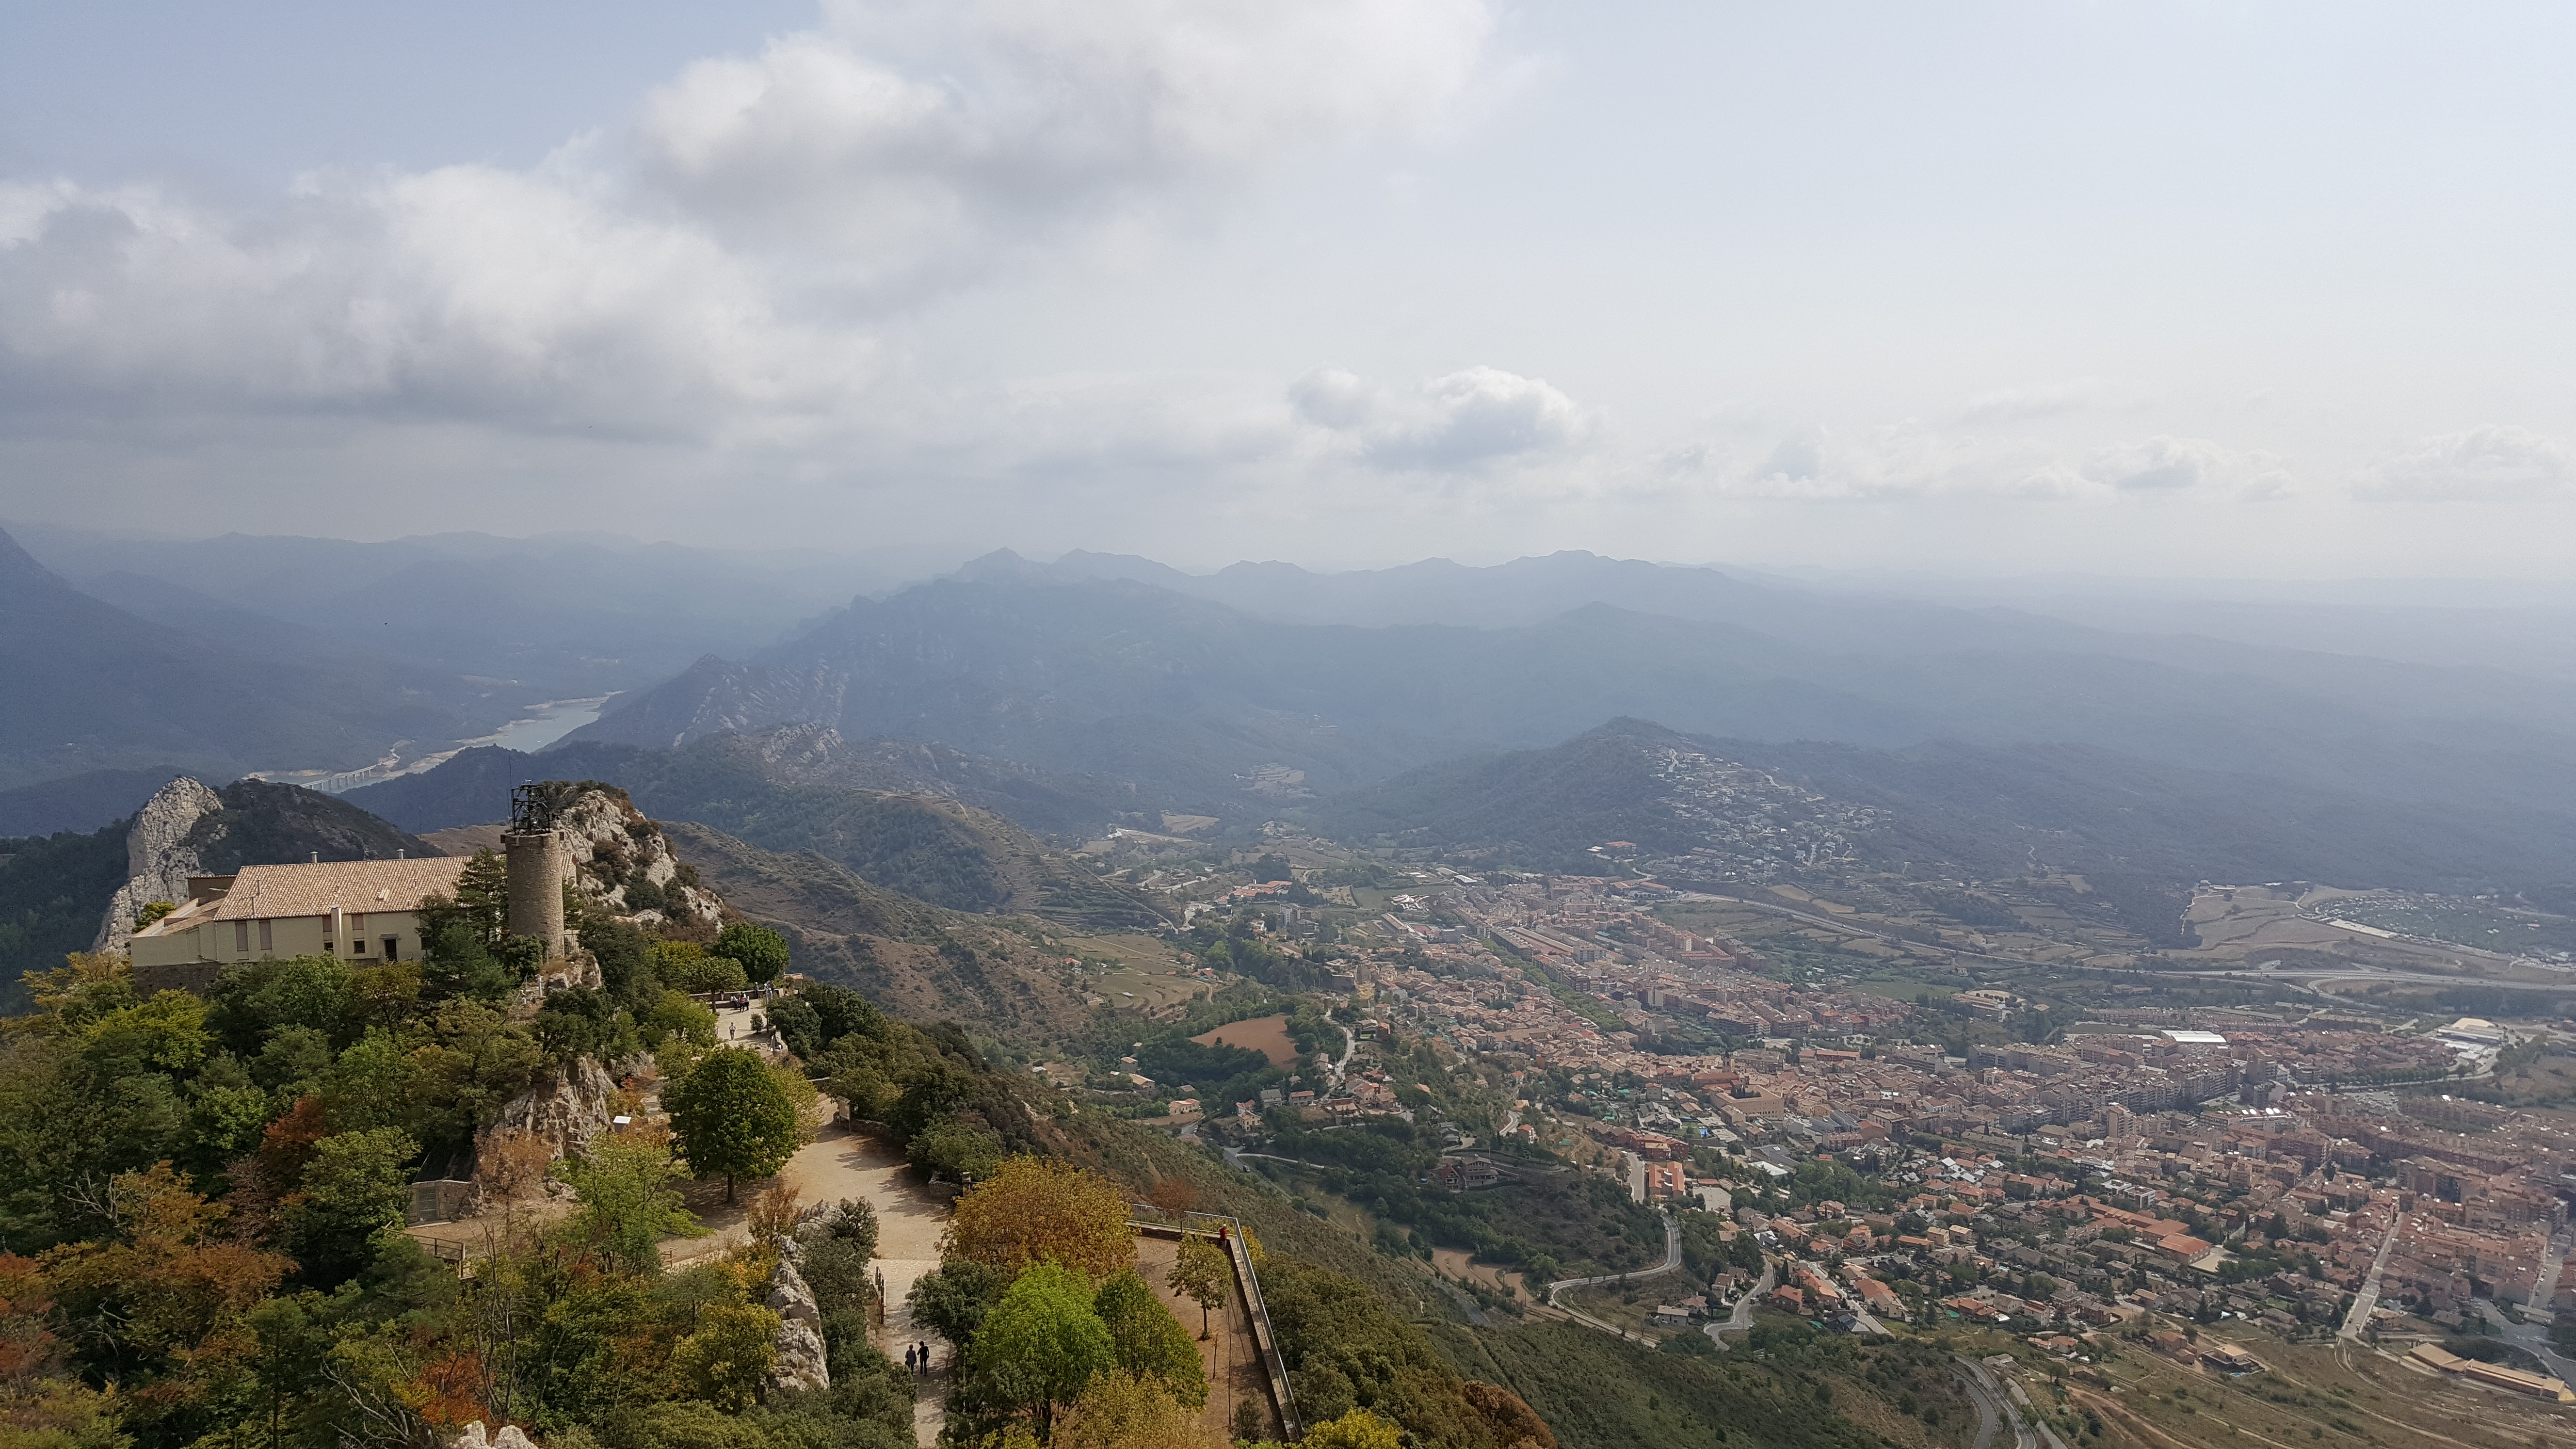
[1134,1235,1274,1442]
[661,1120,954,1448]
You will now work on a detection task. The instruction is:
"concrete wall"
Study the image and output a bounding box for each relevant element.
[133,909,430,988]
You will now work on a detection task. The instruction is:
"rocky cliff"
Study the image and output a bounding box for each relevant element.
[556,787,725,930]
[764,1239,832,1394]
[94,776,222,955]
[477,1056,625,1165]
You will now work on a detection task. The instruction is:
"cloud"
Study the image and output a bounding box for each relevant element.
[2351,424,2576,501]
[1290,365,1599,469]
[2082,435,2243,493]
[0,1,1508,442]
[641,0,1506,291]
[1665,427,2292,503]
[0,171,879,437]
[1956,379,2104,423]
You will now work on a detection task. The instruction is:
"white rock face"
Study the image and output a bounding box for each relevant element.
[478,1057,622,1162]
[554,789,723,927]
[95,776,222,955]
[450,1422,538,1449]
[764,1247,832,1393]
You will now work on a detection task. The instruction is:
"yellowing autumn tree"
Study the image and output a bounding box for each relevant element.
[943,1156,1134,1281]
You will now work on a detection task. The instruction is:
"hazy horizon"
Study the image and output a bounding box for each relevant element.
[6,2,2576,575]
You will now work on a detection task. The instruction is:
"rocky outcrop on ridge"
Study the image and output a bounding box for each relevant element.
[477,1056,623,1164]
[94,776,221,955]
[555,787,724,930]
[763,1238,831,1394]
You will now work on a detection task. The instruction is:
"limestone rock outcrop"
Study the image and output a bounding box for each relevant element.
[95,776,222,955]
[555,788,724,929]
[764,1240,831,1394]
[477,1056,622,1164]
[450,1423,537,1449]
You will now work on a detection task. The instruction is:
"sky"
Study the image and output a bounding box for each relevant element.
[2,1,2573,576]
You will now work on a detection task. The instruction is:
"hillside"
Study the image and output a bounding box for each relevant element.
[1304,718,2576,939]
[661,822,1104,1048]
[345,731,1168,929]
[0,526,483,792]
[569,555,2576,833]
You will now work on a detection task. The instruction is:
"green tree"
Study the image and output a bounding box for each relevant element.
[285,1126,418,1285]
[666,1046,803,1204]
[669,1301,780,1412]
[712,922,791,985]
[906,1114,1004,1183]
[910,1258,1008,1351]
[970,1261,1115,1434]
[1093,1269,1207,1406]
[560,1137,701,1274]
[1166,1237,1230,1340]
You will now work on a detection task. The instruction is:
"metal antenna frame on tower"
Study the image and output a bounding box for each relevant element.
[509,781,557,835]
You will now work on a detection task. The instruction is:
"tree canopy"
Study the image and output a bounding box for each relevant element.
[667,1047,804,1203]
[944,1157,1135,1281]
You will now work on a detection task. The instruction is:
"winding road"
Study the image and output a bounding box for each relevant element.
[1705,1261,1775,1351]
[1541,1211,1683,1342]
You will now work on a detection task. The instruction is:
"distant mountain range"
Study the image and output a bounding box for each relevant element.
[18,531,2576,920]
[567,547,2576,830]
[342,729,1166,929]
[1307,718,2576,939]
[0,527,485,793]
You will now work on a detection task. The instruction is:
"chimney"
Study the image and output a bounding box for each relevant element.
[310,852,318,863]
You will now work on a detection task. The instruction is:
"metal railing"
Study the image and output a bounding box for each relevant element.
[1129,1206,1303,1441]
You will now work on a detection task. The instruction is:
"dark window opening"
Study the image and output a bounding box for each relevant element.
[381,935,400,962]
[353,937,367,953]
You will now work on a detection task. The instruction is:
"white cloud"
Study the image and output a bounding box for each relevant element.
[634,0,1508,296]
[2351,424,2576,501]
[2082,435,2235,493]
[0,171,880,437]
[1660,427,2293,504]
[1956,378,2104,423]
[0,1,1508,443]
[1290,365,1599,470]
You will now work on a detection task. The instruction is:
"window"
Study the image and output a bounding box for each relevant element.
[381,935,399,962]
[353,937,367,953]
[258,918,273,953]
[234,920,250,953]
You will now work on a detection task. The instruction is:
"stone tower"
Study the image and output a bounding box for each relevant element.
[503,784,569,959]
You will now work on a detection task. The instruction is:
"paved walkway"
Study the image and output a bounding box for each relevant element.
[2339,1213,2405,1339]
[1135,1234,1275,1442]
[661,1121,954,1447]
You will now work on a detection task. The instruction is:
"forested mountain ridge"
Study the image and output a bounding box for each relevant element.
[345,732,1167,929]
[1304,718,2576,939]
[0,526,482,793]
[569,557,2576,832]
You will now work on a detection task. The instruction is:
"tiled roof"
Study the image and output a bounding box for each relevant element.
[206,857,468,920]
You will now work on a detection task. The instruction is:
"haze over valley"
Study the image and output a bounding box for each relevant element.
[8,7,2576,1449]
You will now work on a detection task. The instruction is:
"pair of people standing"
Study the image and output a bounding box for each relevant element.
[902,1341,934,1374]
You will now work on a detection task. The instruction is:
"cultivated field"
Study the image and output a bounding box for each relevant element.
[1193,1013,1299,1068]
